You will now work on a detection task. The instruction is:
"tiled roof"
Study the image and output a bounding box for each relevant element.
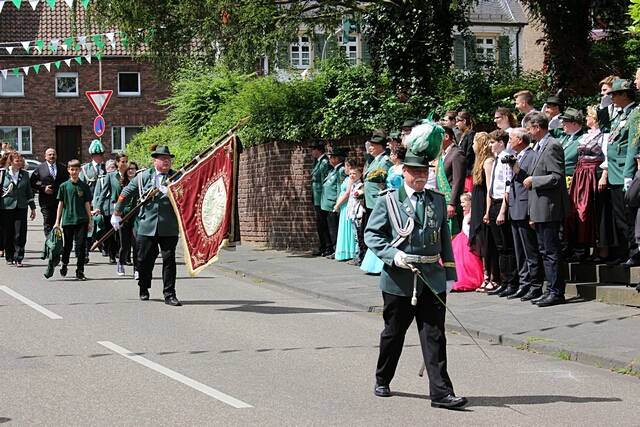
[0,1,129,57]
[469,0,529,25]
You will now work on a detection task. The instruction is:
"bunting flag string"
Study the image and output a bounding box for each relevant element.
[0,0,91,13]
[0,53,96,78]
[0,31,121,56]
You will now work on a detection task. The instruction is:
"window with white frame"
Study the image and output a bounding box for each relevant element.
[0,74,24,97]
[55,72,79,97]
[338,34,359,65]
[476,36,497,61]
[118,72,141,96]
[290,36,312,69]
[0,126,32,154]
[112,126,142,151]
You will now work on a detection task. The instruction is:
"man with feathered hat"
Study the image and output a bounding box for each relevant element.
[80,139,107,263]
[365,120,467,409]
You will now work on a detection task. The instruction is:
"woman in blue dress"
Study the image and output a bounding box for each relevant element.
[360,146,406,274]
[334,161,357,261]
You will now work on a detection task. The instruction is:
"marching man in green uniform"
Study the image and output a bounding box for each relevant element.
[320,148,347,258]
[111,146,182,306]
[363,134,393,224]
[310,141,332,256]
[365,124,467,409]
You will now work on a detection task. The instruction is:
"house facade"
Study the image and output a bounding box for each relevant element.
[0,3,169,163]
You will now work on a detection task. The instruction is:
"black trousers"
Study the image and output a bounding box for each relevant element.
[487,200,517,287]
[2,208,28,263]
[41,204,57,237]
[376,291,453,399]
[609,186,632,258]
[511,219,542,289]
[535,221,565,295]
[326,210,339,250]
[119,221,137,270]
[61,223,88,272]
[136,234,178,298]
[314,205,331,252]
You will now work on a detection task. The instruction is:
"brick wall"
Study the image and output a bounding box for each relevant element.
[237,137,366,251]
[0,57,169,162]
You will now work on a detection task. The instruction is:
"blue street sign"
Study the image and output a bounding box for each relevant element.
[94,115,106,137]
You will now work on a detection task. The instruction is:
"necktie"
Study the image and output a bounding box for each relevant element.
[49,163,56,178]
[415,192,425,224]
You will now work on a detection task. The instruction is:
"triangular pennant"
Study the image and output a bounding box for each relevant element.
[105,32,115,43]
[121,36,129,48]
[5,47,13,54]
[28,0,38,10]
[11,68,19,76]
[21,41,30,53]
[1,70,7,79]
[84,54,91,63]
[54,60,61,69]
[81,0,89,9]
[91,34,105,50]
[63,37,73,51]
[33,64,40,73]
[35,40,45,52]
[95,52,102,61]
[22,66,29,76]
[46,0,54,8]
[78,36,87,48]
[64,58,72,67]
[49,38,59,52]
[63,0,72,7]
[44,62,51,72]
[11,0,20,9]
[74,56,82,64]
[0,1,5,13]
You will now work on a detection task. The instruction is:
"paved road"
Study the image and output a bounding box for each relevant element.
[1,222,639,425]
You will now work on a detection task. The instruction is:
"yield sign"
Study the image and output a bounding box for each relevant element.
[85,90,113,115]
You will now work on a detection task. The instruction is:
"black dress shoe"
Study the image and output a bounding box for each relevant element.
[312,249,325,256]
[531,292,549,304]
[623,258,640,267]
[507,287,530,300]
[165,296,182,306]
[498,287,518,297]
[322,249,334,257]
[325,253,335,259]
[606,257,627,266]
[139,290,150,301]
[75,271,87,281]
[521,288,542,301]
[431,394,468,409]
[487,284,508,295]
[536,293,566,307]
[60,264,68,277]
[374,384,391,397]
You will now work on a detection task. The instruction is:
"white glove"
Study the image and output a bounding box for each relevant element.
[624,177,632,192]
[446,280,454,294]
[110,214,122,231]
[393,251,411,269]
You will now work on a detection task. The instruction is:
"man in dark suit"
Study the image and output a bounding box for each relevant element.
[508,128,543,301]
[438,127,466,234]
[30,148,69,237]
[523,112,569,307]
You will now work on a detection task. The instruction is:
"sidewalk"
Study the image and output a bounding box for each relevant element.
[216,244,640,375]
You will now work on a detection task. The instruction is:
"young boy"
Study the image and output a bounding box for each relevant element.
[53,159,93,280]
[346,160,366,265]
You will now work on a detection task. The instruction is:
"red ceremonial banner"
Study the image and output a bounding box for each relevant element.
[167,136,238,275]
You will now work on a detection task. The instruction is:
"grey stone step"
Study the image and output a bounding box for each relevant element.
[564,263,640,285]
[566,283,640,307]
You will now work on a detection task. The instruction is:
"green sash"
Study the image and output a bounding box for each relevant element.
[436,156,460,236]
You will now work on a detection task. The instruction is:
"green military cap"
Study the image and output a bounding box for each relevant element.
[545,95,563,107]
[369,135,387,145]
[403,152,429,168]
[559,107,584,123]
[309,140,325,150]
[607,78,635,94]
[88,139,105,154]
[402,119,417,128]
[151,145,175,158]
[328,147,348,158]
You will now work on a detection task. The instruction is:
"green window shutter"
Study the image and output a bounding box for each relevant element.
[464,35,475,70]
[277,41,290,69]
[498,36,510,67]
[453,35,465,69]
[361,34,371,65]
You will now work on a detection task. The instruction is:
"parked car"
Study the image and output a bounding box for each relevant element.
[24,159,40,177]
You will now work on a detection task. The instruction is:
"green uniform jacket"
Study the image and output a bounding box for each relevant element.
[363,153,392,209]
[558,129,585,176]
[320,164,345,212]
[608,104,638,185]
[623,108,640,180]
[93,171,125,216]
[0,169,35,210]
[79,162,105,198]
[114,168,180,237]
[311,154,331,207]
[364,186,456,296]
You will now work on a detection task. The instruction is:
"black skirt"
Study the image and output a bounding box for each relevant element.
[469,183,488,257]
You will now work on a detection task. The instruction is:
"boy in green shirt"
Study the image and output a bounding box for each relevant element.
[53,159,93,280]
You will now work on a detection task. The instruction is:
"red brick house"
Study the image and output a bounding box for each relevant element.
[0,2,169,163]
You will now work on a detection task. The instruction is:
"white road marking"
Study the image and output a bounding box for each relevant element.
[98,341,253,409]
[0,286,62,320]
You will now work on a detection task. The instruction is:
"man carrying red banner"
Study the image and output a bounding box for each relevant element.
[111,145,183,307]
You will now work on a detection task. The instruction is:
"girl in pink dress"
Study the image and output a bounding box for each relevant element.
[452,193,485,291]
